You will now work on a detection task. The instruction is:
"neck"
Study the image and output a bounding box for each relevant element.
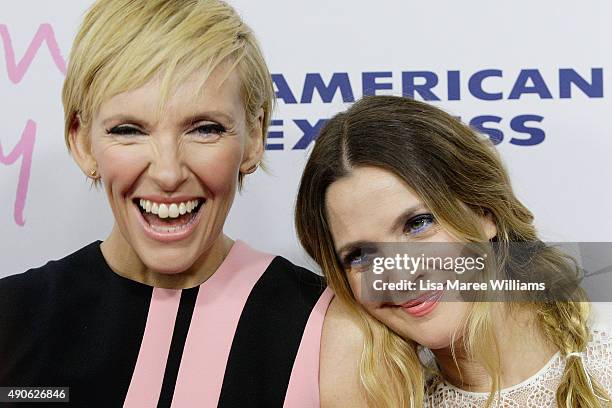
[431,305,558,392]
[100,224,233,289]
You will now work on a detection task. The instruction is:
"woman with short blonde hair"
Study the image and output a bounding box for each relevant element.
[0,1,362,406]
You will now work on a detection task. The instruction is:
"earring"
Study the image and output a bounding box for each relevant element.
[243,162,259,174]
[89,168,98,178]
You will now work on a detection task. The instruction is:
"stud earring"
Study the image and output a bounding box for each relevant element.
[243,162,260,175]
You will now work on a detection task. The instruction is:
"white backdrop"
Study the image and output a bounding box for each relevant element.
[1,1,611,322]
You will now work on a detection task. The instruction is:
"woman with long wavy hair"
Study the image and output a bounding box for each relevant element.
[295,95,612,407]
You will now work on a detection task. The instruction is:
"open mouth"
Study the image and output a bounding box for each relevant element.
[134,198,205,234]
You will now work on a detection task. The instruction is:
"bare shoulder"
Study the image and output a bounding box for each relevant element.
[320,296,369,408]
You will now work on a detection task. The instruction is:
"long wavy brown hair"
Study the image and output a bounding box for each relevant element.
[295,95,609,407]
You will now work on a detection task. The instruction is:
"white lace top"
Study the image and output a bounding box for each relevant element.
[425,326,612,407]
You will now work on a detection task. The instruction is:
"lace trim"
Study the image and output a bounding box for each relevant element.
[425,326,612,407]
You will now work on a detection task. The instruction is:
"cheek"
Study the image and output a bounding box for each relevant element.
[97,146,148,193]
[346,272,362,299]
[419,302,471,349]
[347,273,381,314]
[187,144,242,196]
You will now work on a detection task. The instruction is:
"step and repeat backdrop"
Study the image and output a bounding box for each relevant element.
[1,1,611,320]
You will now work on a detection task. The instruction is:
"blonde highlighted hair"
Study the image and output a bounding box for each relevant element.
[62,0,274,186]
[295,95,610,407]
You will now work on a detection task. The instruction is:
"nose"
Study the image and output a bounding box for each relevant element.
[148,140,188,192]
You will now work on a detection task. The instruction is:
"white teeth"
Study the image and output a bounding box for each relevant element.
[169,203,179,218]
[158,203,169,219]
[138,198,202,219]
[150,223,191,233]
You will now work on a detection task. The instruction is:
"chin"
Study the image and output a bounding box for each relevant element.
[391,323,453,350]
[139,246,201,275]
[373,304,463,350]
[418,336,455,351]
[405,321,464,350]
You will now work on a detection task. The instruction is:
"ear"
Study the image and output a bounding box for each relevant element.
[68,114,97,177]
[239,108,265,173]
[480,209,498,240]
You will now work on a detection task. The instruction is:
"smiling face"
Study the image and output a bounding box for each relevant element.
[325,166,496,350]
[70,65,263,277]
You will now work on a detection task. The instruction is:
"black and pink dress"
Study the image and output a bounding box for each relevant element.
[0,240,333,407]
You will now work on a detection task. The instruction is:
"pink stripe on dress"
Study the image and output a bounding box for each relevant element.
[124,288,182,408]
[170,240,275,408]
[283,287,334,408]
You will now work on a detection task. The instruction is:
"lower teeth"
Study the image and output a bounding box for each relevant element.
[150,223,190,233]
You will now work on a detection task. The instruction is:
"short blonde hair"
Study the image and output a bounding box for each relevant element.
[62,0,274,184]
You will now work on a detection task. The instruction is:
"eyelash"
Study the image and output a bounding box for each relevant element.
[193,123,227,136]
[106,125,142,136]
[342,247,376,270]
[106,123,227,137]
[404,213,436,235]
[341,214,436,269]
[342,247,378,270]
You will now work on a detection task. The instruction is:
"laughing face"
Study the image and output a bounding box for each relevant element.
[70,65,263,282]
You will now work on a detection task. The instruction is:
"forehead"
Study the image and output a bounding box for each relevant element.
[95,65,245,124]
[325,166,423,247]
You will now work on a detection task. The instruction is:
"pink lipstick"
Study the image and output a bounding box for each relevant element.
[400,290,443,317]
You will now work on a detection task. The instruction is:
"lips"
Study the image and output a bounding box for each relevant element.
[131,196,206,243]
[400,290,443,318]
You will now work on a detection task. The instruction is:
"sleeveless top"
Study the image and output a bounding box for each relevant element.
[425,325,612,407]
[0,240,333,407]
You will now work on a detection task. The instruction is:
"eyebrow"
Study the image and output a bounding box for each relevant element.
[101,114,146,128]
[179,111,236,128]
[101,110,236,129]
[335,203,427,260]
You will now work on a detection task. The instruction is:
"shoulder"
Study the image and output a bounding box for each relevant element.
[0,241,104,365]
[234,240,326,298]
[587,321,612,359]
[586,321,612,392]
[0,241,102,286]
[258,254,327,306]
[0,241,103,314]
[320,297,369,408]
[266,255,326,285]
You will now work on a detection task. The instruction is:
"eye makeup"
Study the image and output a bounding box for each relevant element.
[404,213,436,236]
[105,122,227,139]
[106,125,144,136]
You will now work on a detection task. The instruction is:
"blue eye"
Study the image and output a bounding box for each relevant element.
[405,214,435,235]
[343,248,376,270]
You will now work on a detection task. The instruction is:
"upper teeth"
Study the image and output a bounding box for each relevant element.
[138,199,201,219]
